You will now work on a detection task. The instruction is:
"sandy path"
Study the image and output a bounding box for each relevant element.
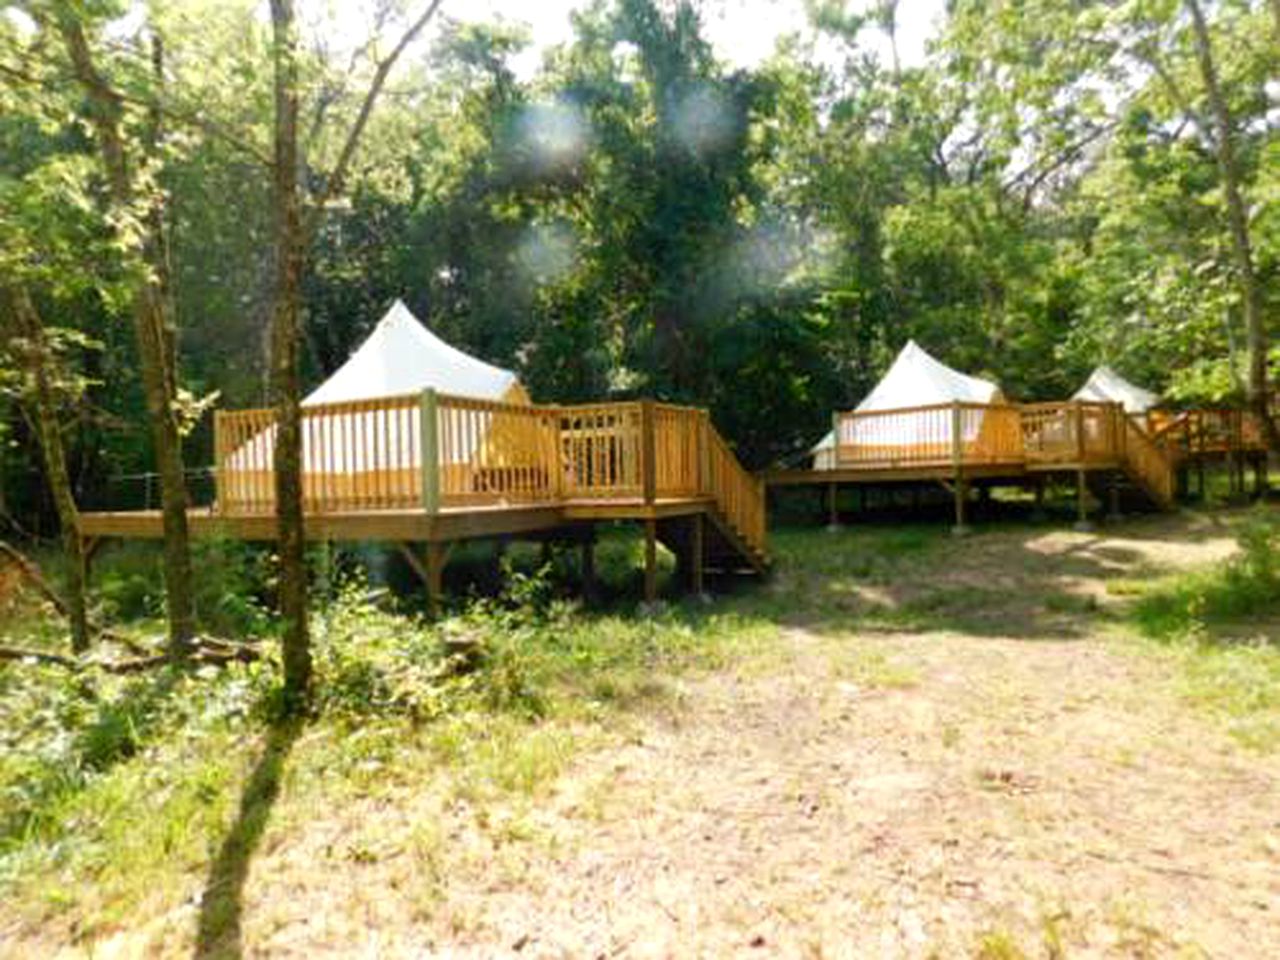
[430,626,1278,959]
[412,519,1279,958]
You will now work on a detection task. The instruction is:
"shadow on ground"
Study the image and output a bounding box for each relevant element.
[194,717,302,960]
[736,508,1255,642]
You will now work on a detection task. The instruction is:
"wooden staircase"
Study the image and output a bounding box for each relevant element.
[647,413,769,578]
[1118,415,1176,510]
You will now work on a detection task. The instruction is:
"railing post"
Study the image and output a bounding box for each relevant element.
[1075,401,1086,464]
[212,410,225,514]
[698,410,712,497]
[641,399,656,504]
[952,403,963,466]
[951,402,969,536]
[420,388,440,515]
[548,406,564,499]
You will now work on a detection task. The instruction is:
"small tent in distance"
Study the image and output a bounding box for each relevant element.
[1072,365,1160,414]
[812,340,1009,468]
[221,300,539,512]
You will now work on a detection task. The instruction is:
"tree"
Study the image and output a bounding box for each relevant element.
[39,5,199,658]
[1184,0,1277,448]
[266,0,444,705]
[0,287,91,651]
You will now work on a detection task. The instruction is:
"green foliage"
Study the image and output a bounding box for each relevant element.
[1132,511,1280,640]
[0,558,774,928]
[4,0,1278,530]
[91,540,272,637]
[1124,510,1280,751]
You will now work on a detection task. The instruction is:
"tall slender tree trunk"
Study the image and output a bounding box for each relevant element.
[269,0,312,705]
[55,11,197,655]
[4,286,90,652]
[1185,0,1278,451]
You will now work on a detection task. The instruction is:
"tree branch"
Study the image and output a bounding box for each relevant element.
[308,0,445,223]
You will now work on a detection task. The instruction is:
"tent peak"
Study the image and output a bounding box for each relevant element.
[302,300,523,406]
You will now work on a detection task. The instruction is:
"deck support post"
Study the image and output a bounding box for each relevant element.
[401,541,448,617]
[1107,473,1123,523]
[643,517,658,605]
[1073,469,1094,532]
[690,513,705,597]
[950,402,969,536]
[581,530,597,602]
[951,477,969,535]
[425,541,447,618]
[1031,479,1048,522]
[825,483,841,532]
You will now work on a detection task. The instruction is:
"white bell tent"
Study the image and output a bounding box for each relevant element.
[1072,365,1159,413]
[221,300,531,507]
[811,340,1003,468]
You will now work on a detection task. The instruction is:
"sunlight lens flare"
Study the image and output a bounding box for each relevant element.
[514,102,590,175]
[670,85,737,159]
[514,221,577,285]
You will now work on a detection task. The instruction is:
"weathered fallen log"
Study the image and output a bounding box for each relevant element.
[0,639,262,674]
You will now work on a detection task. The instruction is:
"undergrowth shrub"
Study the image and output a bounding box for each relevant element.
[1132,510,1280,641]
[92,539,274,637]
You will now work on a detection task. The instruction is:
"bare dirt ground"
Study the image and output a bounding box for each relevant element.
[20,513,1280,958]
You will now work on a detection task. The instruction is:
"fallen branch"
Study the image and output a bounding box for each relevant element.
[0,539,69,617]
[0,539,154,656]
[0,644,79,668]
[0,639,262,674]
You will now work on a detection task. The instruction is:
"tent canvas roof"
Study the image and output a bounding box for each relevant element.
[225,301,524,477]
[1072,365,1159,413]
[856,340,1000,413]
[811,340,1000,455]
[303,299,521,406]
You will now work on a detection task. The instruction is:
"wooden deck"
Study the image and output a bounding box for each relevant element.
[765,400,1195,528]
[79,497,719,542]
[768,399,1275,528]
[81,395,769,605]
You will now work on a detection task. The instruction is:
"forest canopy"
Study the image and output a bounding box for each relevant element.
[2,0,1277,527]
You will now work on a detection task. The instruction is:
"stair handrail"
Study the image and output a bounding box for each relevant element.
[700,412,767,558]
[1121,416,1175,507]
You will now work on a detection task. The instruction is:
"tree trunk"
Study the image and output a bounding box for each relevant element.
[55,11,197,655]
[270,0,312,706]
[1185,0,1278,450]
[4,286,90,652]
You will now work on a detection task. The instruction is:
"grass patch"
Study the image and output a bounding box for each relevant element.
[0,570,775,943]
[1123,509,1280,750]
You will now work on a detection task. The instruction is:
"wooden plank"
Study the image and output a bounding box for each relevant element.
[641,400,656,505]
[420,388,440,514]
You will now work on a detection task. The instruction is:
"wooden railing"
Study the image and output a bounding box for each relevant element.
[822,399,1178,508]
[706,426,767,550]
[1020,401,1121,466]
[558,402,643,499]
[832,401,1023,469]
[435,394,560,507]
[1122,417,1175,507]
[1147,408,1267,459]
[212,393,769,558]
